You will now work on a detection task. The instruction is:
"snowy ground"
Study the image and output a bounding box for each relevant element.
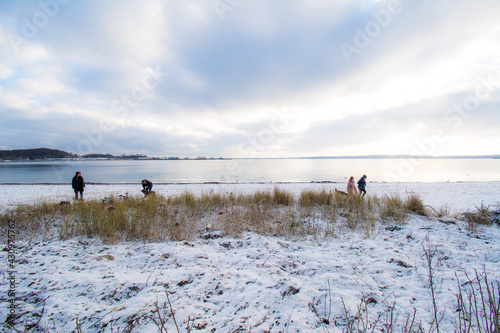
[1,183,500,332]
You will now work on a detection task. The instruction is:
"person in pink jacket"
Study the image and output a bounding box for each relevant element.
[347,176,358,197]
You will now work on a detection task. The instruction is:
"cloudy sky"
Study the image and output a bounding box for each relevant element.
[0,0,499,157]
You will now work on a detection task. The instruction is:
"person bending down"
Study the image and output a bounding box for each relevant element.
[142,179,153,193]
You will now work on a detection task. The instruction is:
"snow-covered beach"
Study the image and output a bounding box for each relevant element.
[1,182,500,332]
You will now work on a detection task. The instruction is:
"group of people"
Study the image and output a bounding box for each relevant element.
[72,171,367,200]
[71,171,154,200]
[347,175,368,198]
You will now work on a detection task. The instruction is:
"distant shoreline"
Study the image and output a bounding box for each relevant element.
[1,154,500,163]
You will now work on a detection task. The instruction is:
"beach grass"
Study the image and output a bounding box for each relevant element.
[4,188,497,244]
[0,188,445,244]
[461,202,498,231]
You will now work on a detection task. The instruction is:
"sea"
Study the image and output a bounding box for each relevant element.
[0,158,499,184]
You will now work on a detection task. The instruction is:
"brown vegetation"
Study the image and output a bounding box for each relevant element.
[1,188,436,244]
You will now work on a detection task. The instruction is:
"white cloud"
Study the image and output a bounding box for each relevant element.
[0,65,13,80]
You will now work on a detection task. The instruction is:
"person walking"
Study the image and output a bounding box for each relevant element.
[72,171,85,200]
[347,176,358,197]
[357,175,367,198]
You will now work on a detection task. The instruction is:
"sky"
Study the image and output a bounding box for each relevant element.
[0,0,499,158]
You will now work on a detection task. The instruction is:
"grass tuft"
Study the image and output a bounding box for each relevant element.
[379,194,407,224]
[299,189,332,207]
[272,187,294,206]
[461,202,496,231]
[405,192,427,216]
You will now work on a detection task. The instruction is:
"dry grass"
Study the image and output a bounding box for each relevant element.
[271,187,294,206]
[0,189,443,244]
[299,189,332,207]
[461,203,500,231]
[405,192,428,216]
[456,270,500,333]
[379,194,408,224]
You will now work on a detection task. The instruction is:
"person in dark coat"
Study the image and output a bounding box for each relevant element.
[72,171,85,200]
[141,179,153,193]
[357,175,367,198]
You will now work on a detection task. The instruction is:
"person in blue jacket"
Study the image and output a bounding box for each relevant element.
[357,175,367,197]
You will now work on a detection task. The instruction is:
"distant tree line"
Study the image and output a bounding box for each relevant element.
[81,153,148,159]
[81,153,115,159]
[0,148,77,160]
[0,148,152,161]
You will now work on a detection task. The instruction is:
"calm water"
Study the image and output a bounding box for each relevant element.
[0,158,499,184]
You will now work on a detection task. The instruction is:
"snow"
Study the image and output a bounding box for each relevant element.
[1,183,500,332]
